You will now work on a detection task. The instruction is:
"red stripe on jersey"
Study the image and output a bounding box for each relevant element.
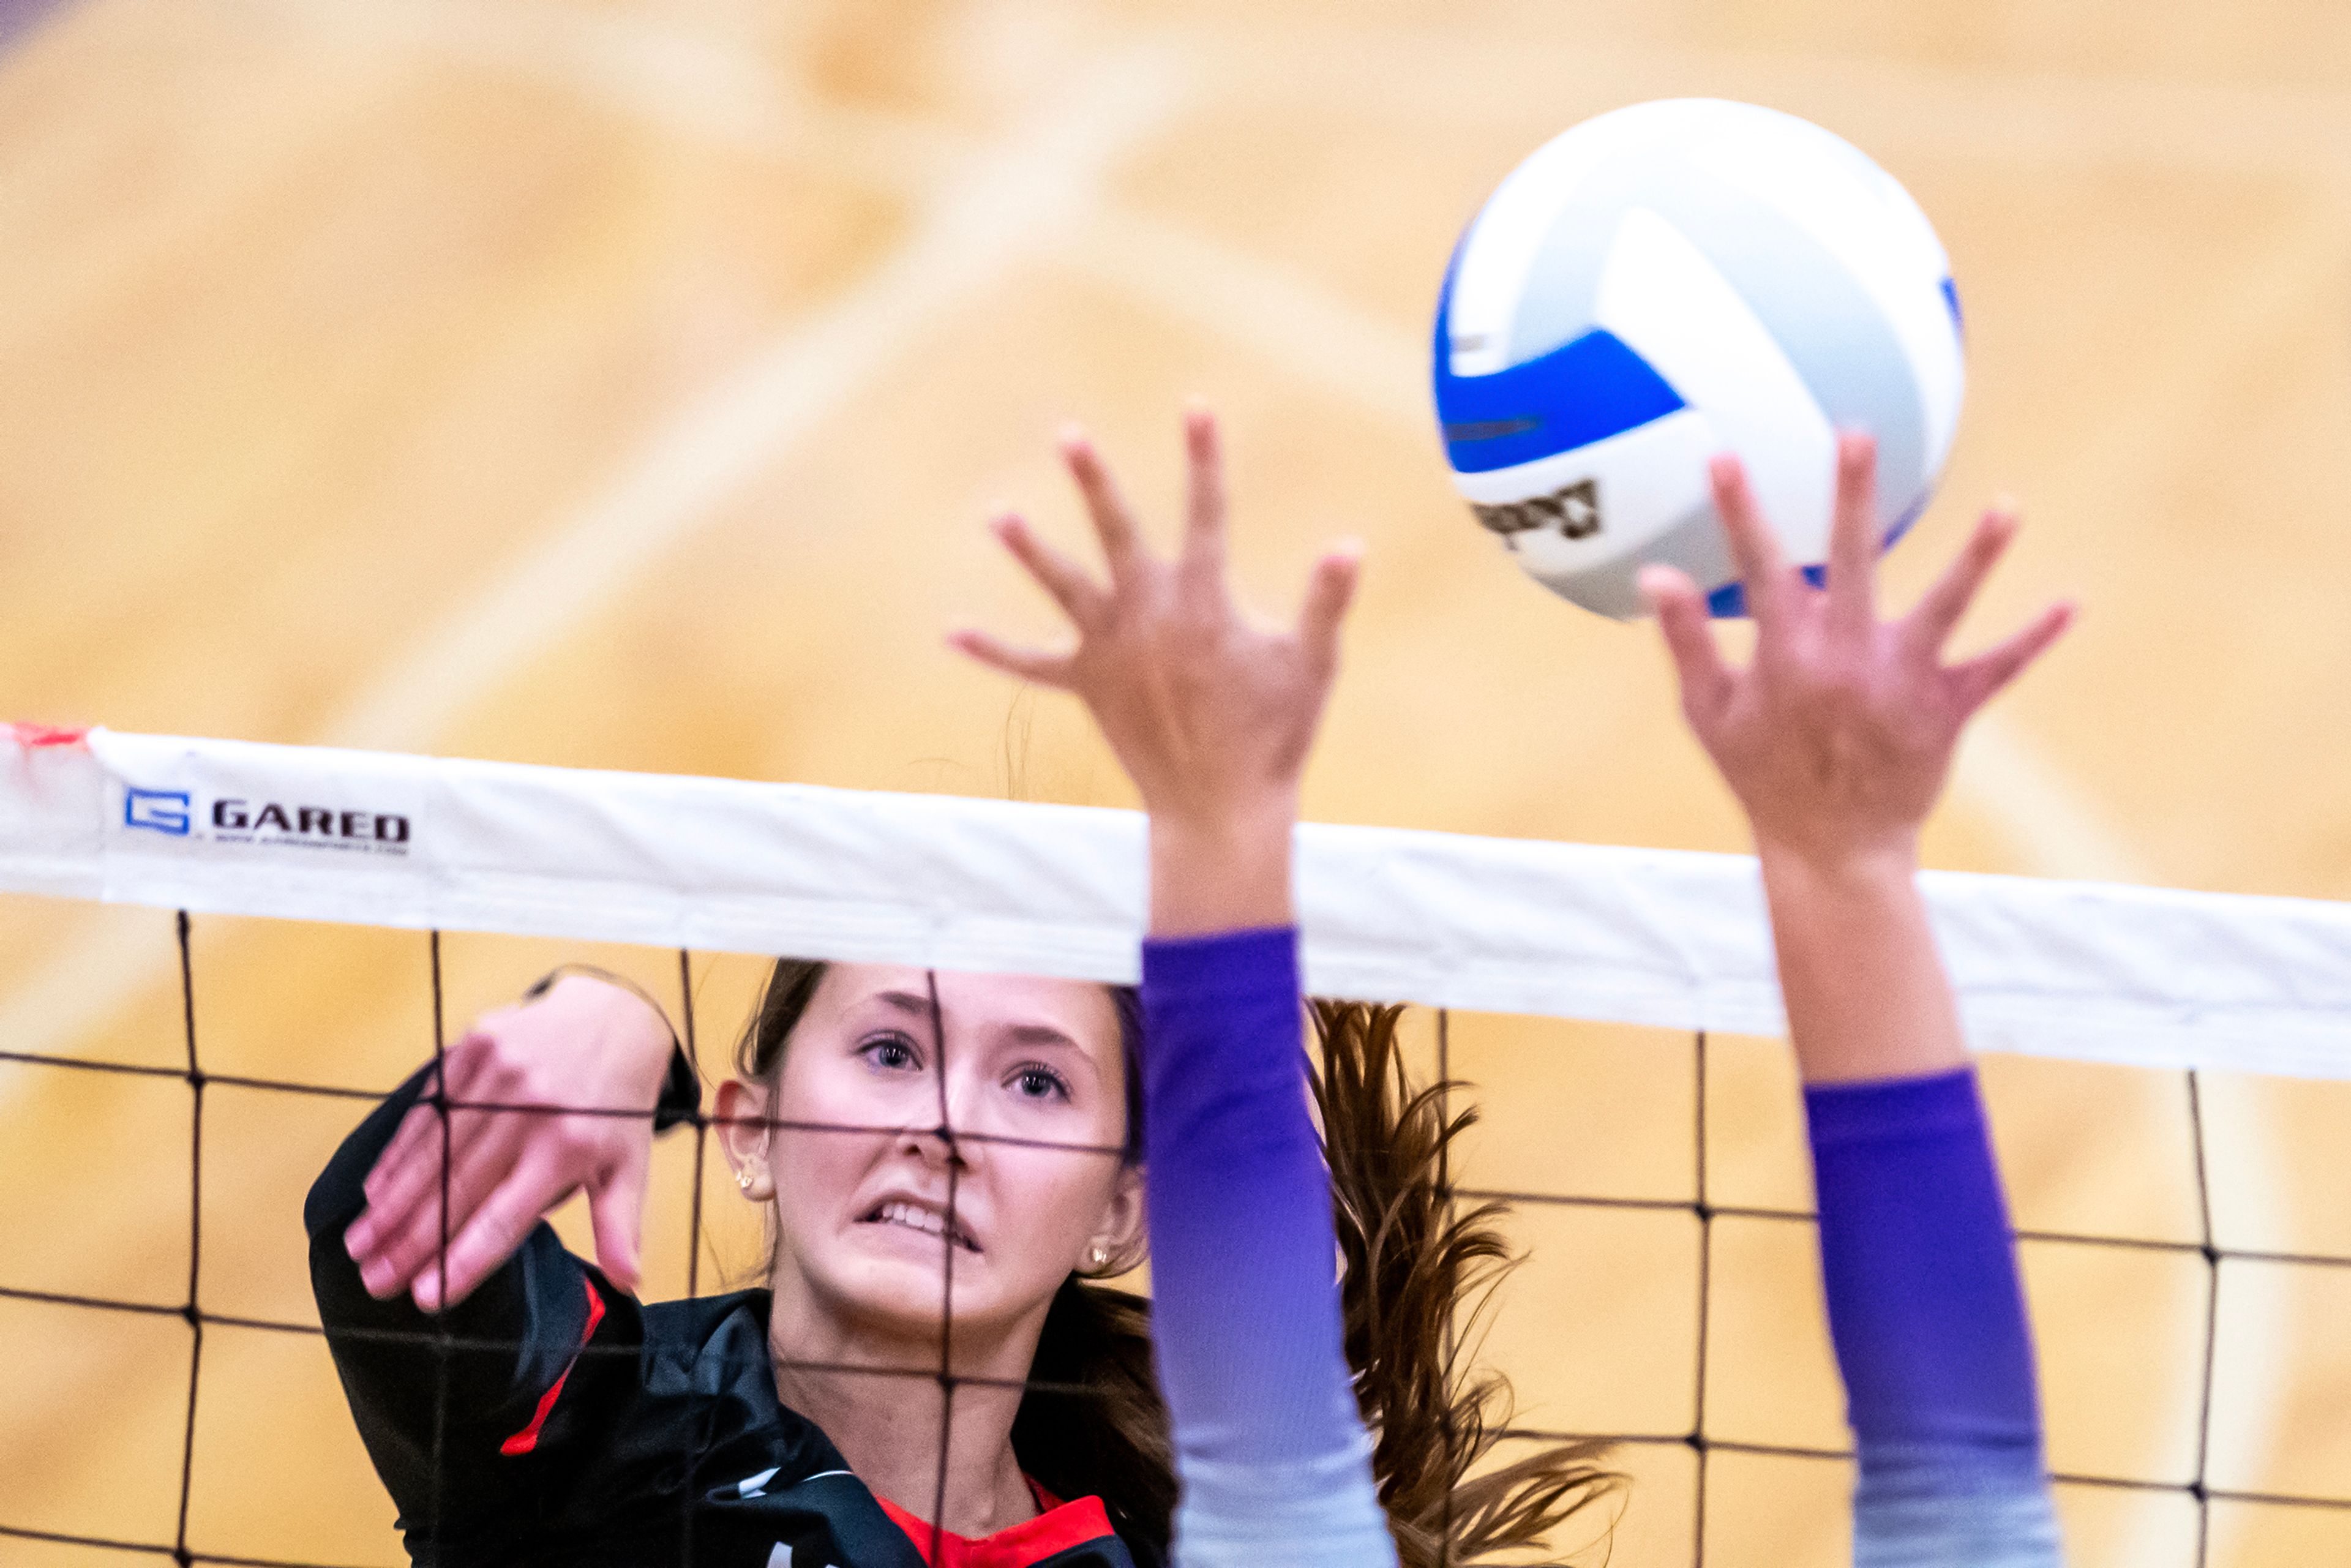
[498,1276,606,1457]
[7,724,88,747]
[878,1492,1117,1568]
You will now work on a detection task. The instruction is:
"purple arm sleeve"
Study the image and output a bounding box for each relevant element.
[1806,1069,2061,1565]
[1140,927,1393,1567]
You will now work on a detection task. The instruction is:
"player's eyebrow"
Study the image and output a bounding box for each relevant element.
[871,989,1092,1059]
[1000,1022,1087,1052]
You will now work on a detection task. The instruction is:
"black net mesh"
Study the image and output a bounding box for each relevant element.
[4,913,2351,1566]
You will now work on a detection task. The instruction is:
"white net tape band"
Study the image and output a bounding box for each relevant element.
[6,726,2349,1078]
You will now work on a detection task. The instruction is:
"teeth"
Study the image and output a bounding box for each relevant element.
[870,1201,977,1251]
[880,1201,942,1237]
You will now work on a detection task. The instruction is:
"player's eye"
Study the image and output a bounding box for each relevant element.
[858,1033,923,1074]
[1008,1062,1070,1103]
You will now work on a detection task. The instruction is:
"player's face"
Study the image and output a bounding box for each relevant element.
[756,964,1140,1358]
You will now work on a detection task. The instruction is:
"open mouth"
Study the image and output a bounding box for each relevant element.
[861,1199,980,1253]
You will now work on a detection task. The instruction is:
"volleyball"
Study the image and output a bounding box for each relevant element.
[1433,98,1966,618]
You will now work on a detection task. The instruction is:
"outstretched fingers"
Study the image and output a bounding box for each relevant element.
[1947,601,2075,716]
[1060,430,1146,584]
[989,512,1105,628]
[1907,503,2020,658]
[1709,455,1796,628]
[1824,432,1880,648]
[946,627,1076,688]
[1180,404,1229,583]
[1640,565,1733,729]
[1295,544,1362,676]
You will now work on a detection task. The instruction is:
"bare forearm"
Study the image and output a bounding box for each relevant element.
[1148,803,1297,938]
[1758,841,1968,1085]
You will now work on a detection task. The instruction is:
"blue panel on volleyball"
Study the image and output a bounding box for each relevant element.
[1709,567,1826,618]
[1705,488,1935,617]
[1433,302,1685,474]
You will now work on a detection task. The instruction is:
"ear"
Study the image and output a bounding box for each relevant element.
[715,1078,776,1202]
[1085,1162,1149,1278]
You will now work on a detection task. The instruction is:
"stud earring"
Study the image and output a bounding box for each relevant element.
[736,1170,755,1193]
[1087,1244,1109,1270]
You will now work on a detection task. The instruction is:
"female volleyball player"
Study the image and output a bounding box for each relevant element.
[311,410,2067,1567]
[309,410,1413,1568]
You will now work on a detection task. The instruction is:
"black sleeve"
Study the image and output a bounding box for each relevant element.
[304,1048,700,1542]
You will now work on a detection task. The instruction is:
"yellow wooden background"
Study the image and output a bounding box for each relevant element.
[2,0,2349,1563]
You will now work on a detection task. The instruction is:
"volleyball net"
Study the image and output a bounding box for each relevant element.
[4,726,2350,1566]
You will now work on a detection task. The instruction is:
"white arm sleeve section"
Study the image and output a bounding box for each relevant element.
[1852,1445,2064,1568]
[1171,1439,1398,1568]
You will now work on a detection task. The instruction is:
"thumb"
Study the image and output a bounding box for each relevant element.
[587,1141,650,1296]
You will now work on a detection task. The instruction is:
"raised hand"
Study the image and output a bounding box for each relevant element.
[952,406,1362,934]
[342,975,676,1311]
[1640,433,2074,874]
[1640,433,2075,1082]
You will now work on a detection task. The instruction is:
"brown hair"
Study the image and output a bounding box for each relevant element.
[1313,1000,1622,1566]
[731,962,1618,1563]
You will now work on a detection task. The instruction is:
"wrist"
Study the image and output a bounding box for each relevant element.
[1146,798,1297,937]
[537,970,679,1065]
[1749,834,1965,1084]
[1147,790,1297,853]
[1753,831,1920,891]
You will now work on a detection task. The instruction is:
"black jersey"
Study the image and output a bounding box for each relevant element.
[306,1060,1155,1568]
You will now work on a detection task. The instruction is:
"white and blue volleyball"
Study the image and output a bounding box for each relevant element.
[1434,99,1965,618]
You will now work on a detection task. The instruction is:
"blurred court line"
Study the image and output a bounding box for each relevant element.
[280,0,2351,190]
[0,38,1193,1086]
[321,45,1190,750]
[1182,18,2351,184]
[272,0,959,191]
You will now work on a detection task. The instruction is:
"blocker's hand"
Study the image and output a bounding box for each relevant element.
[1640,433,2074,872]
[343,975,675,1313]
[952,406,1360,839]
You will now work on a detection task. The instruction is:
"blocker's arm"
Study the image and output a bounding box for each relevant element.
[954,408,1394,1567]
[1141,925,1394,1568]
[1770,858,2059,1566]
[1641,437,2071,1566]
[1805,1062,2060,1566]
